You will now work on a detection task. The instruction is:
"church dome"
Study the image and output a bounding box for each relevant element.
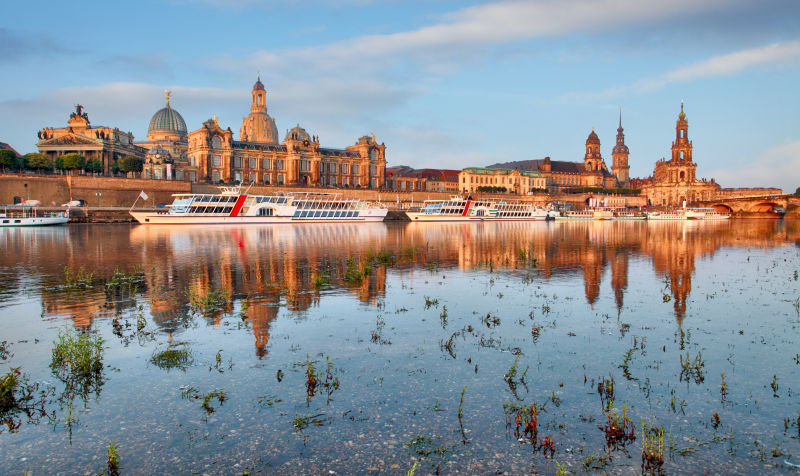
[253,77,265,91]
[586,129,600,144]
[285,124,310,142]
[148,92,187,135]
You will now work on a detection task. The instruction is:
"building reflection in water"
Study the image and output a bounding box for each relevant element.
[2,220,796,355]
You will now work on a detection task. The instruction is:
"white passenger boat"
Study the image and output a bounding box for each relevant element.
[612,209,647,220]
[554,210,595,220]
[129,187,388,224]
[684,208,731,220]
[406,197,552,221]
[646,210,686,220]
[0,206,69,227]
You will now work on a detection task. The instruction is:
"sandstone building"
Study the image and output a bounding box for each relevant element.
[641,103,720,206]
[138,91,189,180]
[184,78,387,187]
[36,105,144,174]
[459,167,546,195]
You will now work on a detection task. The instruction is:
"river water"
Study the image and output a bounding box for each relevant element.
[1,220,799,474]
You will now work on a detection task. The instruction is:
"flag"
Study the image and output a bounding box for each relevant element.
[139,191,149,200]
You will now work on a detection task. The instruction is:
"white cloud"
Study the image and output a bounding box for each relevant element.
[706,139,800,192]
[566,39,800,101]
[211,0,728,79]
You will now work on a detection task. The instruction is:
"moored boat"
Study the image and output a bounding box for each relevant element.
[554,209,595,220]
[0,206,69,227]
[406,197,551,221]
[129,187,388,224]
[646,210,686,220]
[684,208,731,220]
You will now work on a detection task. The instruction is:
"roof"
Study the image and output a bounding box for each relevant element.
[0,142,19,156]
[462,167,542,177]
[149,105,187,134]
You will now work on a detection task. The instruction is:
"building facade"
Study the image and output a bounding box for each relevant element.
[642,104,720,206]
[459,167,546,195]
[37,105,145,174]
[185,78,387,187]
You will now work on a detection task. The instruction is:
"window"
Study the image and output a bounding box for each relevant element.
[370,165,376,176]
[264,174,270,185]
[213,155,221,167]
[277,160,284,170]
[249,173,255,183]
[352,164,359,174]
[235,172,241,182]
[263,158,270,169]
[212,136,221,149]
[341,164,347,174]
[249,158,256,169]
[277,174,284,184]
[235,156,242,168]
[354,177,360,186]
[212,170,220,182]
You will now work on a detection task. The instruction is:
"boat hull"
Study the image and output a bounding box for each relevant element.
[405,212,548,222]
[130,211,387,225]
[0,216,69,227]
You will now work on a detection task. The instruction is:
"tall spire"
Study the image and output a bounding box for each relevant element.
[678,100,686,121]
[618,107,623,132]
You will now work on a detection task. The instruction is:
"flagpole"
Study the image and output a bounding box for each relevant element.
[130,192,140,211]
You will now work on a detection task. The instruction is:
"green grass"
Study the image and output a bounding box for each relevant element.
[63,265,96,289]
[50,330,104,377]
[149,345,193,371]
[107,441,120,475]
[188,287,230,315]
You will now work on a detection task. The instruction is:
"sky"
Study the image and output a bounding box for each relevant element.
[1,0,799,191]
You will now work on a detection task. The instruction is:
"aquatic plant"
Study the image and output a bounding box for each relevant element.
[149,345,193,371]
[597,375,615,412]
[0,341,11,361]
[423,295,439,309]
[1,368,53,434]
[601,401,636,449]
[105,266,146,298]
[641,419,665,473]
[406,461,418,476]
[458,385,467,419]
[107,440,120,476]
[720,373,728,400]
[619,347,636,380]
[343,258,371,284]
[201,390,226,413]
[50,330,104,377]
[679,351,705,384]
[304,354,340,402]
[405,435,450,458]
[711,412,721,429]
[188,286,231,315]
[63,265,96,289]
[311,272,329,289]
[555,461,569,475]
[771,374,779,397]
[292,412,330,430]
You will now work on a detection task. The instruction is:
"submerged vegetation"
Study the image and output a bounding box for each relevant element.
[149,344,193,371]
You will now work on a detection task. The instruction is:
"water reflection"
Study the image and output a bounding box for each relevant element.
[1,220,797,345]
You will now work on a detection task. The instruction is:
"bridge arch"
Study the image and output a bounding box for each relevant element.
[710,204,733,213]
[750,202,781,213]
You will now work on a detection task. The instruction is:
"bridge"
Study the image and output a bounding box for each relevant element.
[695,193,798,216]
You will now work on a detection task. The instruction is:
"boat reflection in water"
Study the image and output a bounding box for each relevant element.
[8,219,791,350]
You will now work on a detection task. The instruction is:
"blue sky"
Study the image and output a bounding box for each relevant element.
[2,0,799,191]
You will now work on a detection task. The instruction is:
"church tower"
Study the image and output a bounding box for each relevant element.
[611,108,630,186]
[669,102,696,183]
[239,76,279,144]
[584,129,603,172]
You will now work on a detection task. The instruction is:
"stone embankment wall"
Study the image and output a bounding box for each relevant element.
[716,188,783,199]
[0,173,190,207]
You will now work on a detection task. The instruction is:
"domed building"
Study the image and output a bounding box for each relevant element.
[139,91,190,180]
[186,77,386,188]
[239,76,279,144]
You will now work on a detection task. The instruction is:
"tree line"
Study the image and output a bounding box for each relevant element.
[0,150,143,176]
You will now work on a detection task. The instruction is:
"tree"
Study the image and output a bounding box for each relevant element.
[84,158,102,174]
[56,153,86,175]
[0,149,17,173]
[24,153,53,174]
[795,187,800,196]
[117,155,143,177]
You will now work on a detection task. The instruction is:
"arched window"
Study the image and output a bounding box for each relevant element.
[680,171,685,181]
[212,136,221,149]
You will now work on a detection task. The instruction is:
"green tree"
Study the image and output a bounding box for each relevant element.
[84,158,103,174]
[56,153,86,175]
[795,187,800,196]
[117,155,143,177]
[24,153,53,174]
[0,149,18,173]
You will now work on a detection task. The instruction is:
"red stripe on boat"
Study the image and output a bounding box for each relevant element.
[230,195,247,217]
[462,200,471,216]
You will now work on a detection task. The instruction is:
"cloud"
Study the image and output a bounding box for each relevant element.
[706,139,800,192]
[0,28,79,64]
[93,53,176,80]
[565,39,800,101]
[211,0,728,79]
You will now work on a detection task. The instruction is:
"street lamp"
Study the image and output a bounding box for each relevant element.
[96,191,101,208]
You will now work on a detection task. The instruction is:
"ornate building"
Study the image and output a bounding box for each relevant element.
[611,110,630,186]
[37,105,144,174]
[186,78,387,187]
[642,103,720,206]
[459,167,546,194]
[488,126,624,193]
[139,91,189,180]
